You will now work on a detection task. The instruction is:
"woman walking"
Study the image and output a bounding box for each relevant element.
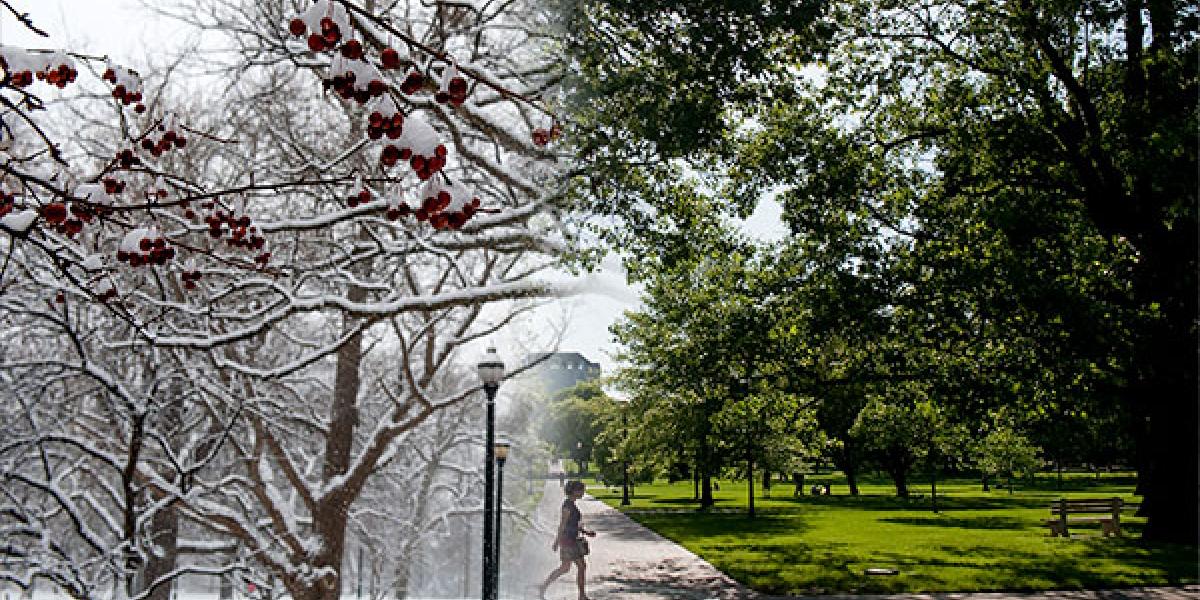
[538,480,596,600]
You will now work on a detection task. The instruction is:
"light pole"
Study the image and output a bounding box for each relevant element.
[491,439,512,599]
[476,347,504,600]
[575,440,583,479]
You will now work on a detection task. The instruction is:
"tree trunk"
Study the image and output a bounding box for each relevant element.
[747,457,755,518]
[835,442,861,496]
[793,471,805,497]
[930,468,938,514]
[982,473,991,492]
[762,468,771,498]
[284,283,368,600]
[889,464,909,498]
[699,433,714,509]
[139,501,179,600]
[1056,459,1063,491]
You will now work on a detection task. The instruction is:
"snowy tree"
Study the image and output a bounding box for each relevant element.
[0,0,568,598]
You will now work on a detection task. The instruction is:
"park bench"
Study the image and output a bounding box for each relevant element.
[1044,497,1124,537]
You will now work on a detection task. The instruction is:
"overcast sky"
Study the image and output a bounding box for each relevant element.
[4,1,789,374]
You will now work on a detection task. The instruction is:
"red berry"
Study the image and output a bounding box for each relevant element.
[289,18,307,36]
[381,47,402,69]
[41,202,68,224]
[341,40,363,60]
[381,145,400,167]
[307,34,326,52]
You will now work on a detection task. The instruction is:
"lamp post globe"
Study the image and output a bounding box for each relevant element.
[476,347,504,600]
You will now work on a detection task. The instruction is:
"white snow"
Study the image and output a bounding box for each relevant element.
[0,208,38,233]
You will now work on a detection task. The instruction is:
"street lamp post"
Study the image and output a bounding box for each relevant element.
[491,440,511,599]
[476,348,504,600]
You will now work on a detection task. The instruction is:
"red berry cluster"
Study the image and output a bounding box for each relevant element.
[415,181,481,230]
[1,48,76,90]
[307,17,344,52]
[340,39,365,60]
[115,148,142,168]
[180,269,203,290]
[289,1,350,53]
[8,69,33,87]
[117,228,175,267]
[434,64,468,106]
[205,209,266,253]
[104,177,126,195]
[367,96,404,140]
[380,114,447,180]
[40,202,68,226]
[325,56,386,104]
[36,53,77,89]
[141,115,188,157]
[101,64,145,113]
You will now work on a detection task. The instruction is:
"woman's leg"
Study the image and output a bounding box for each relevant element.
[539,559,572,598]
[574,558,588,599]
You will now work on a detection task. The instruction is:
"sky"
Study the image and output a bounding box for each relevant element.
[4,1,790,374]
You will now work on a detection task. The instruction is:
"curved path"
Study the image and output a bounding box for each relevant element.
[503,481,1197,600]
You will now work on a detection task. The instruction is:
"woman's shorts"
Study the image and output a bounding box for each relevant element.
[558,539,585,561]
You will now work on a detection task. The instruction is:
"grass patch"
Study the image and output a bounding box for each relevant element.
[587,473,1198,594]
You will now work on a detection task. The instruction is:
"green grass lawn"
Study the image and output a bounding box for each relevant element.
[587,473,1198,594]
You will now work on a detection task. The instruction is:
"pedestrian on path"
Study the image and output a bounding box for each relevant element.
[538,480,596,600]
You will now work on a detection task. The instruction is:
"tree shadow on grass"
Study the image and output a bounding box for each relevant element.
[879,515,1028,530]
[772,493,1051,512]
[679,520,1196,595]
[862,539,1199,592]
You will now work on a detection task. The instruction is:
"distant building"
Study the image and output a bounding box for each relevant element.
[525,351,602,394]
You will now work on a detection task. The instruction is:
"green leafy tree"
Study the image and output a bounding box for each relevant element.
[975,426,1044,494]
[539,381,614,474]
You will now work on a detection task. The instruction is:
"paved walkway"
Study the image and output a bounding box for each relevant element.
[502,482,1198,600]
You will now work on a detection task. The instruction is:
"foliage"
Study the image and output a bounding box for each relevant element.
[569,0,1197,542]
[974,425,1045,493]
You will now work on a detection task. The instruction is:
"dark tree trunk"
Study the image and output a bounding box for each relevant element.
[982,473,991,492]
[793,471,805,497]
[930,468,939,513]
[283,284,368,600]
[747,457,755,518]
[890,467,909,498]
[699,430,715,509]
[835,441,861,496]
[139,502,179,600]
